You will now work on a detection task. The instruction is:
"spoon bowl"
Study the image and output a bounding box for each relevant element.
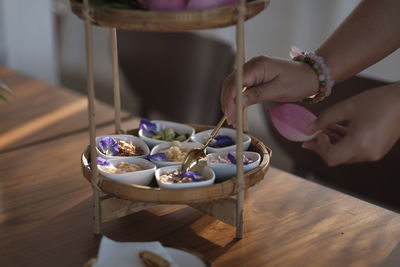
[181,148,208,172]
[181,115,226,172]
[181,87,247,172]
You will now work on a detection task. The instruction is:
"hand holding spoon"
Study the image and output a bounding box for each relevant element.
[181,87,247,173]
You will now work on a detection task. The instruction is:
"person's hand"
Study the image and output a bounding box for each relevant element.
[220,56,319,126]
[302,83,400,166]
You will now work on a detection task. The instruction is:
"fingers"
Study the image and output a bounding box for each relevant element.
[310,102,351,131]
[323,124,348,144]
[324,129,342,144]
[302,133,358,166]
[220,71,236,114]
[243,78,286,107]
[221,57,265,111]
[301,101,356,165]
[221,56,278,126]
[327,123,348,137]
[302,133,333,160]
[224,81,281,126]
[221,71,237,126]
[324,137,361,165]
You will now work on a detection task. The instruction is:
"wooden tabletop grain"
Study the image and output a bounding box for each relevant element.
[1,68,400,267]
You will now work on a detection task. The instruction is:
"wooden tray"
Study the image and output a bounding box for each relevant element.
[70,0,269,32]
[81,125,271,204]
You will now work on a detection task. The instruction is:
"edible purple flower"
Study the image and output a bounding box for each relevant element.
[209,135,235,148]
[227,153,237,164]
[98,136,119,156]
[88,157,111,169]
[97,157,111,166]
[140,119,157,135]
[178,171,202,182]
[227,153,252,165]
[146,153,168,161]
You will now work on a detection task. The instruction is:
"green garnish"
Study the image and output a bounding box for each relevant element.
[147,127,188,142]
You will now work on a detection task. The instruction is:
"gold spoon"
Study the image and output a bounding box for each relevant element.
[181,87,247,173]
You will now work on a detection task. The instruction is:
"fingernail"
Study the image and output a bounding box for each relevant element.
[243,95,249,107]
[302,143,310,150]
[227,117,234,126]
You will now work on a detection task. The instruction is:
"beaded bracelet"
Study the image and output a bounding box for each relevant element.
[290,47,334,104]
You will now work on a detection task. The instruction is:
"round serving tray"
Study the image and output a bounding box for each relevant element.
[70,0,269,32]
[81,125,271,204]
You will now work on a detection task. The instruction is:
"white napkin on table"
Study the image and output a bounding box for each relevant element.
[93,236,179,267]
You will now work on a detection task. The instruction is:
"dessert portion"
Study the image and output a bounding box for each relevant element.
[159,170,206,184]
[206,151,262,181]
[208,152,254,165]
[158,141,191,162]
[139,250,170,267]
[97,157,144,174]
[116,140,144,156]
[140,119,190,142]
[105,162,144,174]
[98,136,144,157]
[96,156,156,185]
[147,128,188,142]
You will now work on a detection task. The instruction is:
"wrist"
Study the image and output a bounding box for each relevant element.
[290,47,335,103]
[392,82,400,121]
[297,61,320,97]
[394,85,400,138]
[382,82,400,137]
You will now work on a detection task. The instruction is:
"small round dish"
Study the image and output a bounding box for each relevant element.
[83,246,211,267]
[191,128,251,153]
[207,151,261,182]
[96,134,150,159]
[139,120,195,148]
[98,157,156,185]
[150,141,203,168]
[155,165,215,189]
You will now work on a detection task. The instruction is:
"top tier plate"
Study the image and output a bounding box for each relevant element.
[70,0,269,32]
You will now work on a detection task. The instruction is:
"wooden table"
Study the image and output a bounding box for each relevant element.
[1,68,400,267]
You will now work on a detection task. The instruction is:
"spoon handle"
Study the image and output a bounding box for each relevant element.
[202,87,248,149]
[203,116,227,148]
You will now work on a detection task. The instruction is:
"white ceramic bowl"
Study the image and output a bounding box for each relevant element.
[98,157,156,185]
[207,151,261,182]
[96,134,150,160]
[150,142,203,168]
[139,120,195,148]
[191,128,251,153]
[155,165,215,189]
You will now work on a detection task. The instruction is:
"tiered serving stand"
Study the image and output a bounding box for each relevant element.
[73,0,271,239]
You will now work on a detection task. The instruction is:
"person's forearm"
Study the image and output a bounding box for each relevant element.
[316,0,400,83]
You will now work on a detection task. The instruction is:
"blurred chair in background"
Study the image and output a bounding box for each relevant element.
[117,31,234,125]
